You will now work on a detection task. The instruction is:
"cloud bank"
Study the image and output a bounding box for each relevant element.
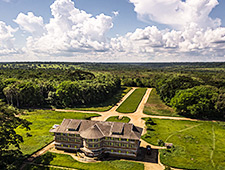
[129,0,221,29]
[0,0,225,61]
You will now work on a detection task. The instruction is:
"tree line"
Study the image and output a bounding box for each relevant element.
[155,75,225,119]
[0,70,121,108]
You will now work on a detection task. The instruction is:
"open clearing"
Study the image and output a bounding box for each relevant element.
[142,118,225,170]
[116,88,147,113]
[16,110,100,155]
[143,88,179,117]
[106,116,130,123]
[23,152,144,170]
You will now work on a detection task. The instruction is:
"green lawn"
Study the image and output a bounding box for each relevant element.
[16,110,99,156]
[142,118,225,170]
[29,152,144,170]
[116,88,147,113]
[143,88,179,117]
[106,116,130,123]
[65,87,132,112]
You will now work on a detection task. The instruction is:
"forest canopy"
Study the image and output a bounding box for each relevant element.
[0,62,224,119]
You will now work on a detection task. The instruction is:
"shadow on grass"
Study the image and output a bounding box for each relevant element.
[34,152,56,165]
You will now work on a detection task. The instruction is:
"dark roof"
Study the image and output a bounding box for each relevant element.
[50,119,143,140]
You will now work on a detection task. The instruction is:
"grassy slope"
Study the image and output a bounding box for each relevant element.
[65,87,132,112]
[116,88,147,113]
[143,88,179,117]
[106,116,130,123]
[142,118,225,170]
[17,110,99,155]
[31,152,144,170]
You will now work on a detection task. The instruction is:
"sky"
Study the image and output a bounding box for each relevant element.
[0,0,225,62]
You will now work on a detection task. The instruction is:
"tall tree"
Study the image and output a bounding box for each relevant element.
[170,85,218,118]
[0,102,31,169]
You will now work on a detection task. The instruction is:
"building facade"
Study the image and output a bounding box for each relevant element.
[50,119,143,158]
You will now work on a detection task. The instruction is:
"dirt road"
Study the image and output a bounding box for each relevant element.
[30,87,191,170]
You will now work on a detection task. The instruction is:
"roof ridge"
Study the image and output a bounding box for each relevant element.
[94,123,105,136]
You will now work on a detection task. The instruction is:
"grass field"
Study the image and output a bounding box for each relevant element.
[106,116,130,123]
[116,88,147,113]
[142,118,225,170]
[143,88,179,117]
[16,110,99,156]
[65,87,132,112]
[25,152,144,170]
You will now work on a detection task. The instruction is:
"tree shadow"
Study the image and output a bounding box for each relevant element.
[33,152,56,165]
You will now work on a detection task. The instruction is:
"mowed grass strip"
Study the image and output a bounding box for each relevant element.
[142,118,225,170]
[106,116,130,123]
[16,110,99,156]
[143,88,179,117]
[33,152,144,170]
[116,88,147,113]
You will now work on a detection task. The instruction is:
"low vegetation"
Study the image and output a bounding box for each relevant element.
[25,152,144,170]
[106,116,130,123]
[116,88,147,113]
[16,110,99,155]
[142,118,225,170]
[143,89,178,117]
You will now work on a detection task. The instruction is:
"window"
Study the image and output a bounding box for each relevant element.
[119,138,121,141]
[111,150,113,152]
[126,151,129,154]
[74,145,77,148]
[119,150,121,153]
[127,139,129,142]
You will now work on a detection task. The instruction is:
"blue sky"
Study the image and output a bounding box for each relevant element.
[0,0,225,62]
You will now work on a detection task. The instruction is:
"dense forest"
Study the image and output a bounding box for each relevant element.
[0,62,225,169]
[0,62,224,119]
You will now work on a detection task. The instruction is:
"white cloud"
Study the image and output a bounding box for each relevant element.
[2,0,225,62]
[112,11,119,17]
[129,0,221,29]
[0,21,19,56]
[110,24,225,61]
[18,0,113,55]
[14,12,45,36]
